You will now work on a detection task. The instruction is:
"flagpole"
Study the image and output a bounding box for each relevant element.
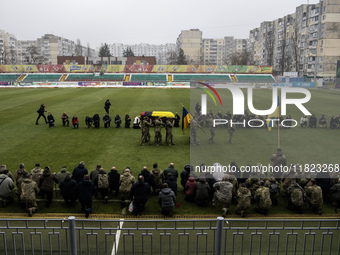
[278,118,280,148]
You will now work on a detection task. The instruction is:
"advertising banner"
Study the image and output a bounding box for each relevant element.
[336,60,340,88]
[0,82,11,86]
[123,82,147,86]
[167,82,190,86]
[124,65,154,73]
[293,82,316,88]
[32,82,57,86]
[101,65,125,73]
[36,65,65,73]
[78,82,100,86]
[64,65,95,73]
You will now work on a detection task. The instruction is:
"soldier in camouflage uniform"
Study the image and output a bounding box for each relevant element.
[212,175,233,217]
[140,117,152,146]
[119,168,135,208]
[165,118,175,145]
[228,126,235,144]
[254,181,272,215]
[330,178,340,212]
[236,183,251,217]
[190,117,200,146]
[265,176,280,206]
[21,173,40,217]
[245,176,260,199]
[154,116,165,146]
[226,173,238,203]
[286,180,304,213]
[270,148,286,182]
[305,179,323,215]
[207,115,215,143]
[30,163,43,184]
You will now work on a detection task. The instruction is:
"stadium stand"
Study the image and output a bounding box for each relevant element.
[172,74,231,82]
[65,74,125,81]
[0,74,21,82]
[22,74,62,82]
[235,74,276,83]
[130,74,167,82]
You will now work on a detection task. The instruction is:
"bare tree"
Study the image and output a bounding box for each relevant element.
[25,45,44,64]
[292,23,300,74]
[0,44,5,64]
[264,31,275,66]
[166,50,178,65]
[8,45,17,64]
[230,51,251,65]
[75,39,83,56]
[86,42,91,57]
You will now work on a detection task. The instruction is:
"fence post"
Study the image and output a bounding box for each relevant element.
[68,216,77,255]
[215,217,224,255]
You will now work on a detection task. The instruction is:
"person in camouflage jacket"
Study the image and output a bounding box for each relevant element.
[254,181,272,215]
[119,168,135,207]
[213,175,233,217]
[236,183,251,217]
[21,173,40,216]
[30,163,43,184]
[305,179,323,215]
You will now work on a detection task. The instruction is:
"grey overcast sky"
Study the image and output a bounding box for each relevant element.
[1,0,319,49]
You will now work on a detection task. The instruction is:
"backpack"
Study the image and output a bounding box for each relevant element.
[98,174,109,189]
[21,182,34,202]
[269,182,278,194]
[291,188,304,207]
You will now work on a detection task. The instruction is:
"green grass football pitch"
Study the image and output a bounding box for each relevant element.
[0,87,339,216]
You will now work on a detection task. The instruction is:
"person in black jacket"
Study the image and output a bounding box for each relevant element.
[108,167,120,196]
[130,175,151,216]
[39,166,58,207]
[158,183,176,216]
[93,114,100,128]
[165,173,177,195]
[75,175,94,218]
[104,99,111,114]
[125,114,131,128]
[36,103,48,125]
[72,161,88,183]
[174,112,180,127]
[60,173,77,206]
[180,164,191,191]
[47,112,55,128]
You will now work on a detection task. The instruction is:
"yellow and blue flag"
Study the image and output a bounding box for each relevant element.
[267,96,280,131]
[182,106,192,134]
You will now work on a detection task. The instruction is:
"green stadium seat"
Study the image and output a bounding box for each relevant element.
[0,74,21,82]
[235,75,275,83]
[23,74,62,82]
[172,74,231,82]
[130,74,167,82]
[65,74,125,81]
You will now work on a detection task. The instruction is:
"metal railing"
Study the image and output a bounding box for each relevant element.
[0,217,339,255]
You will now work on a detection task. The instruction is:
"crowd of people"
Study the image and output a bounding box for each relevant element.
[0,154,339,218]
[36,101,182,146]
[189,102,340,145]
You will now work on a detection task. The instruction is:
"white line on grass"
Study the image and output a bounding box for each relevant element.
[111,219,124,255]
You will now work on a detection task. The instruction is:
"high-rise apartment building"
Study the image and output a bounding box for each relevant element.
[202,38,225,65]
[107,43,176,64]
[36,34,95,65]
[0,29,17,64]
[249,0,340,77]
[176,29,202,64]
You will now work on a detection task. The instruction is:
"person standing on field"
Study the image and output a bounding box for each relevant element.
[36,103,47,125]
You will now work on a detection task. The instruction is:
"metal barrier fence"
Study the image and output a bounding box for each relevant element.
[0,217,339,255]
